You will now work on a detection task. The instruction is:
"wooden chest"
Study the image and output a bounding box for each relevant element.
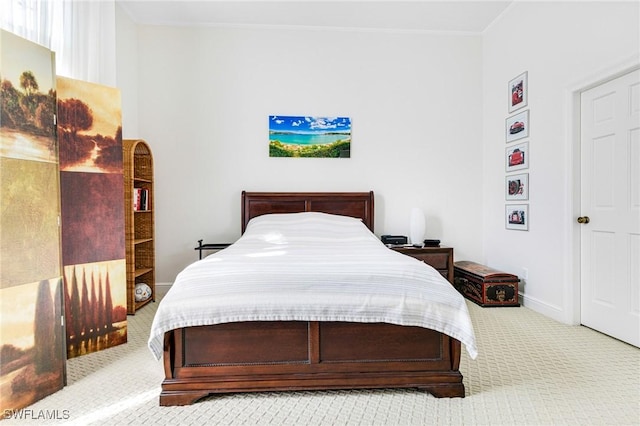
[453,261,520,307]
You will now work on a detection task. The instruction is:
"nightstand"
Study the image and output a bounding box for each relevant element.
[390,246,454,284]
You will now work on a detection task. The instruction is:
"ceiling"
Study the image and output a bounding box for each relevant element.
[116,1,513,33]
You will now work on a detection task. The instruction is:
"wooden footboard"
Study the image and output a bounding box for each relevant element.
[160,321,464,406]
[159,192,466,406]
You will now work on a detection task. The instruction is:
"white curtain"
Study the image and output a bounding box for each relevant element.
[1,0,116,86]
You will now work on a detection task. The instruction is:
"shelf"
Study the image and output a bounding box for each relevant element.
[134,238,153,245]
[135,297,153,310]
[134,267,153,278]
[124,139,155,315]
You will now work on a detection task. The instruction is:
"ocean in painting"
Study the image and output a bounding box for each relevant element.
[269,132,350,146]
[269,116,351,146]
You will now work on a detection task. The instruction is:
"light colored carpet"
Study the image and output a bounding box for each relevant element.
[5,288,639,426]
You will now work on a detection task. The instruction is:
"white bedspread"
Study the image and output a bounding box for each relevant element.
[148,212,477,360]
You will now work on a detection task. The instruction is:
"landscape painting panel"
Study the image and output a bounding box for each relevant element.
[0,279,65,413]
[56,76,122,173]
[63,260,127,359]
[0,158,61,288]
[0,30,57,164]
[57,77,126,356]
[0,29,65,416]
[269,115,351,158]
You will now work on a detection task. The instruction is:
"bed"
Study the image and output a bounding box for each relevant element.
[150,191,477,406]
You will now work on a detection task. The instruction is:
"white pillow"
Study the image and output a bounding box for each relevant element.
[247,211,362,227]
[244,211,374,243]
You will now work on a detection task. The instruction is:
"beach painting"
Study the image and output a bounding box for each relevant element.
[269,115,351,158]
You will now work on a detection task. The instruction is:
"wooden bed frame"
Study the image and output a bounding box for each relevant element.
[159,191,465,406]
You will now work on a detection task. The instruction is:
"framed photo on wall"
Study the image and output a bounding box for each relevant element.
[508,71,528,113]
[505,173,529,201]
[505,141,529,172]
[505,204,529,231]
[506,109,529,143]
[269,115,351,158]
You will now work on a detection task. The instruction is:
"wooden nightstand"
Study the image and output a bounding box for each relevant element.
[390,246,454,284]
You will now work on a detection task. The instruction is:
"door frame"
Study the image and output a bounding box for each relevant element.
[566,54,640,325]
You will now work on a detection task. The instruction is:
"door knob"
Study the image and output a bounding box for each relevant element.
[577,216,590,224]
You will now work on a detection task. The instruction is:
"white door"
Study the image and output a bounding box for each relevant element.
[580,69,640,347]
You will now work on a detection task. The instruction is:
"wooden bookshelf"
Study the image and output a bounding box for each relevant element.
[123,139,155,314]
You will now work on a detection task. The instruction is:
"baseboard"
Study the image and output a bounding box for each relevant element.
[519,293,565,323]
[156,282,173,294]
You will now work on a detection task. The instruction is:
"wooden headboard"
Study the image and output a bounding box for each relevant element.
[241,191,375,233]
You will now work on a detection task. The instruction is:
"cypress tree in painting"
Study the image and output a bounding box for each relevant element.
[104,270,113,330]
[63,271,74,344]
[90,272,98,334]
[53,278,64,365]
[70,267,81,341]
[34,280,55,374]
[97,276,104,333]
[81,269,90,337]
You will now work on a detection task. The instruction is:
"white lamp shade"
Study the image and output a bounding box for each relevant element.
[409,207,425,245]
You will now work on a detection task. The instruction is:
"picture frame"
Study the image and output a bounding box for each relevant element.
[505,204,529,231]
[505,173,529,201]
[505,141,529,172]
[508,71,528,113]
[269,115,351,158]
[506,109,529,143]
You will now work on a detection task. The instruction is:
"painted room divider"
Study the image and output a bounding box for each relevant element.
[0,29,127,415]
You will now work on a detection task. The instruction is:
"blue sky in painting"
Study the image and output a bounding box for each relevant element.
[269,116,351,134]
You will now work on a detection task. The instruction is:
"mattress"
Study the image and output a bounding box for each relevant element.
[148,212,477,360]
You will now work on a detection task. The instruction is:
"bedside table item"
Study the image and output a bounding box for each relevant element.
[391,246,454,284]
[381,235,407,245]
[453,261,520,307]
[195,240,232,259]
[409,207,425,245]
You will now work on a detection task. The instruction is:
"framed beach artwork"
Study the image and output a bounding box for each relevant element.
[505,141,529,172]
[508,71,528,113]
[269,115,351,158]
[506,109,529,143]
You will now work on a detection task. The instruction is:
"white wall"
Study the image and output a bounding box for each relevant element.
[116,22,484,283]
[482,1,639,322]
[115,1,639,326]
[115,5,139,137]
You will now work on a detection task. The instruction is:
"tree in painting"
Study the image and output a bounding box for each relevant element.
[33,280,55,374]
[56,94,122,172]
[1,71,56,138]
[63,265,126,357]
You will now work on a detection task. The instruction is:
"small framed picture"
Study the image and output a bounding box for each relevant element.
[505,141,529,172]
[506,204,529,231]
[506,109,529,143]
[508,71,528,113]
[505,173,529,200]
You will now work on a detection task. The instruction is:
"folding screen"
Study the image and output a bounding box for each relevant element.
[0,30,66,414]
[56,77,127,358]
